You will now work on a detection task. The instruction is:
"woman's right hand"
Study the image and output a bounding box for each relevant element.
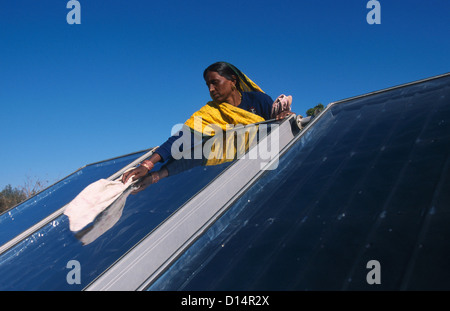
[121,166,150,184]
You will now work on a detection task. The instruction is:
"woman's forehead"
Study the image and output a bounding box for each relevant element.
[205,71,225,82]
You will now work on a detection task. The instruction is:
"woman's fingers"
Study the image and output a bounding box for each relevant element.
[122,166,150,183]
[122,171,132,183]
[275,111,294,120]
[122,169,137,183]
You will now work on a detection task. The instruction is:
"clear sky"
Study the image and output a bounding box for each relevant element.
[1,0,449,190]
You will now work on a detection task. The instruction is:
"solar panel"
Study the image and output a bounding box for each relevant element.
[1,73,449,291]
[148,73,450,290]
[0,147,234,290]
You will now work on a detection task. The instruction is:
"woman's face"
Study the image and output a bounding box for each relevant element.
[205,71,236,103]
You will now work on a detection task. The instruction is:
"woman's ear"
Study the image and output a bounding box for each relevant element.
[231,75,238,89]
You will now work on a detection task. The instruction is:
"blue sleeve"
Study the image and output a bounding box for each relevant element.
[240,92,273,120]
[156,129,200,162]
[155,134,179,162]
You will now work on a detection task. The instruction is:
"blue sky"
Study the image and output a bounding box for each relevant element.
[1,0,449,190]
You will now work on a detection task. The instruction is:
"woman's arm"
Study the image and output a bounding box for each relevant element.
[121,127,199,184]
[121,152,162,183]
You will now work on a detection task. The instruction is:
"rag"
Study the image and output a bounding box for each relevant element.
[271,94,292,119]
[63,176,135,232]
[75,186,134,245]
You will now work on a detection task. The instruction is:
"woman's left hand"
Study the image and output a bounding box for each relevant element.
[275,111,295,120]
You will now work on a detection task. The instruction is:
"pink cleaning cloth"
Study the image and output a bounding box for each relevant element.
[271,94,292,119]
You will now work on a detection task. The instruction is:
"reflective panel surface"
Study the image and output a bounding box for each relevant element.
[149,74,450,290]
[0,150,149,246]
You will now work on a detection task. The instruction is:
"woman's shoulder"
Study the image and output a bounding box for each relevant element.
[243,91,273,103]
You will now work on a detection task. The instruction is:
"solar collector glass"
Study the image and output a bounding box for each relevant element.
[149,74,450,290]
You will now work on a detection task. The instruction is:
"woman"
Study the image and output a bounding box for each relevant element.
[122,62,293,184]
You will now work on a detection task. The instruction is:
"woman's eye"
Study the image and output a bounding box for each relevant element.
[206,80,219,87]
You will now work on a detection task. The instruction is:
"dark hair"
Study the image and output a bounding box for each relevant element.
[203,62,241,92]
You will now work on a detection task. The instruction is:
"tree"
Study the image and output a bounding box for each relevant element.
[0,185,27,214]
[306,103,324,117]
[0,177,48,214]
[20,175,48,198]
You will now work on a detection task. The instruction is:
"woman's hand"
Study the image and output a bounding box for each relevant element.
[121,166,149,184]
[121,154,162,184]
[275,110,295,120]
